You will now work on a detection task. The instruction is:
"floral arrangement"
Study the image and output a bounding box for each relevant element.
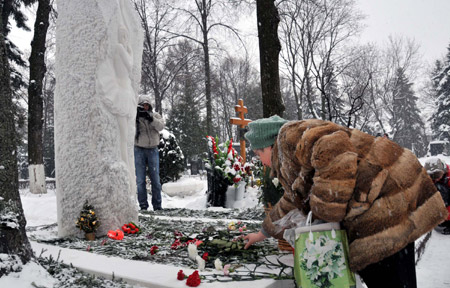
[299,235,346,288]
[121,222,140,234]
[75,200,100,233]
[47,208,292,283]
[206,136,253,186]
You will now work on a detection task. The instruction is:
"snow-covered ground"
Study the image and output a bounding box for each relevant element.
[2,155,450,287]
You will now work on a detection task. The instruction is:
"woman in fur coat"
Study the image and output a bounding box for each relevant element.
[243,116,447,288]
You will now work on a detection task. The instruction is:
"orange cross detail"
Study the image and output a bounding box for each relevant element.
[229,99,252,162]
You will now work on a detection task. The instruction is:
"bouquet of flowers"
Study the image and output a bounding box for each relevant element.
[75,200,100,233]
[206,136,252,186]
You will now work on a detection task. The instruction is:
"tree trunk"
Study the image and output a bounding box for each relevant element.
[27,0,51,194]
[256,0,284,118]
[0,7,33,276]
[201,4,212,135]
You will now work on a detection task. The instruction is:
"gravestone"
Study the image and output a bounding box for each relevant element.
[55,0,142,237]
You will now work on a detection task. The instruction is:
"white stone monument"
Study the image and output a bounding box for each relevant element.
[55,0,143,237]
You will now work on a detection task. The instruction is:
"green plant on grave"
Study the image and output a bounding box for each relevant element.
[75,200,100,233]
[251,157,284,208]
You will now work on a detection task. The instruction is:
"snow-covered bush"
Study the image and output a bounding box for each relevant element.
[158,130,185,184]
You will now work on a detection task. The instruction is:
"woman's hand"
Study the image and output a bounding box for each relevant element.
[243,231,267,249]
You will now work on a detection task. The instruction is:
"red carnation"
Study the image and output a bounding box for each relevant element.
[186,270,201,287]
[177,270,185,281]
[202,252,208,261]
[150,246,158,255]
[171,239,182,250]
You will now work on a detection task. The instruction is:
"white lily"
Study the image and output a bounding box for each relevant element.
[214,258,223,271]
[196,255,206,271]
[187,243,198,260]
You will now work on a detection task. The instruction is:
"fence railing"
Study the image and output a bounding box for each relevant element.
[19,179,56,190]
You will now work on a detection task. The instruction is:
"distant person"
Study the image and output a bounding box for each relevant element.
[425,158,450,235]
[135,95,165,211]
[375,132,389,139]
[243,116,447,288]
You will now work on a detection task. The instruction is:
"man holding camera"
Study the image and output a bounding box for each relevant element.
[134,95,165,211]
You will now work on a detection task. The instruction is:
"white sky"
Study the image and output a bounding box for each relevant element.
[357,0,450,65]
[9,1,450,66]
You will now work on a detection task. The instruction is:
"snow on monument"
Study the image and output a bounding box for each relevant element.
[55,0,143,237]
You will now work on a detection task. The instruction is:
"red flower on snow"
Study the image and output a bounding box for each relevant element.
[107,229,124,240]
[202,252,208,261]
[177,270,185,280]
[150,245,158,255]
[186,270,201,287]
[185,238,203,247]
[171,239,182,250]
[121,222,140,234]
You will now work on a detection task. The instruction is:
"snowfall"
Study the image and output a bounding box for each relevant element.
[1,156,450,288]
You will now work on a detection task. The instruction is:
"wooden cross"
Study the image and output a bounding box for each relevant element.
[230,99,252,162]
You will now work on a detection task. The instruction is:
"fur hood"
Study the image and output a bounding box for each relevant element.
[263,119,447,271]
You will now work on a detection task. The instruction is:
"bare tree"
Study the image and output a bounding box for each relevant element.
[0,6,33,276]
[337,53,372,127]
[215,55,258,139]
[279,0,363,120]
[279,0,323,119]
[369,36,421,134]
[169,0,246,134]
[133,0,192,114]
[27,0,52,194]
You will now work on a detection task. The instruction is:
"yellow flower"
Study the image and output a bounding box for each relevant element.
[80,217,84,221]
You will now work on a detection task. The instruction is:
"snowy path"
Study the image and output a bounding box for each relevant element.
[416,231,450,288]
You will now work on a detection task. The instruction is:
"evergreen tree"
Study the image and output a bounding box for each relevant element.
[431,45,450,141]
[166,40,206,164]
[158,130,185,184]
[391,68,427,156]
[167,96,206,165]
[2,0,37,92]
[0,5,33,275]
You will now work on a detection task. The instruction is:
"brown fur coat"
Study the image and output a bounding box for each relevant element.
[263,119,447,271]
